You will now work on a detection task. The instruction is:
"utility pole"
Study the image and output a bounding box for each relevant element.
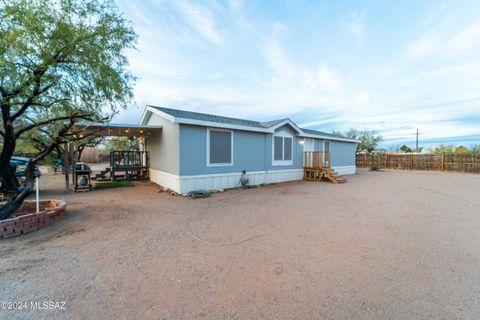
[415,128,419,153]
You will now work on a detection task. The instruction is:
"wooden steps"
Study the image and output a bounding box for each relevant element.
[303,151,346,184]
[303,167,347,184]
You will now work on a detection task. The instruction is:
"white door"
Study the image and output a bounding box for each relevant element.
[304,138,314,152]
[323,140,330,167]
[303,138,314,166]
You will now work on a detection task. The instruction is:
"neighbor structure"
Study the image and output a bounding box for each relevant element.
[139,106,358,193]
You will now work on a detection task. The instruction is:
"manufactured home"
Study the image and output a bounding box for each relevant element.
[139,106,358,194]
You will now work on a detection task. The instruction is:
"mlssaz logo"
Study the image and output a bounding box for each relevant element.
[30,301,66,310]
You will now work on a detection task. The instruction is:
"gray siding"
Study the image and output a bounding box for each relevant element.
[179,124,305,175]
[330,140,356,167]
[145,114,180,174]
[179,124,267,175]
[308,138,356,167]
[178,123,356,175]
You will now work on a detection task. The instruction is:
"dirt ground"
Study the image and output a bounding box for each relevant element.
[1,169,480,319]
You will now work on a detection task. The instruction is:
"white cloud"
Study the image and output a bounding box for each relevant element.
[228,0,253,30]
[448,22,480,55]
[114,0,480,146]
[352,92,370,105]
[348,12,365,45]
[407,34,441,60]
[262,30,341,92]
[304,66,341,90]
[407,22,480,61]
[176,1,223,45]
[262,39,296,78]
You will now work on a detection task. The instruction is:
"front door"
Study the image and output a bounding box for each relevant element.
[303,138,314,166]
[323,140,330,167]
[304,138,314,152]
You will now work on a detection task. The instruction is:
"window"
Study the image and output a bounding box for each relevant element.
[272,134,293,165]
[207,129,233,166]
[284,137,292,160]
[274,136,283,160]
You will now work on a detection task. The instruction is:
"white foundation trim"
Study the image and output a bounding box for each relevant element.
[149,168,181,192]
[149,168,304,194]
[331,165,356,175]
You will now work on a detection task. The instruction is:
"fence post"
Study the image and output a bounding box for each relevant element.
[441,154,445,171]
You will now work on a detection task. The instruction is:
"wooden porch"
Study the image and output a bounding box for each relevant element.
[303,151,346,184]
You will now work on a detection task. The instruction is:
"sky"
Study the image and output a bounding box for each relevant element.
[115,0,480,149]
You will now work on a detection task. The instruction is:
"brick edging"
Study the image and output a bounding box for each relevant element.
[0,200,66,240]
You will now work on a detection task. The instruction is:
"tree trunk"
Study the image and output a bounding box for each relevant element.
[0,161,35,220]
[0,126,19,193]
[0,159,19,192]
[63,143,70,191]
[77,144,85,162]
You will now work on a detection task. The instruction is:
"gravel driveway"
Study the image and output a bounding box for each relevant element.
[1,169,479,319]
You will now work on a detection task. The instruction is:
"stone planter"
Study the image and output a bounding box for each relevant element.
[0,200,66,240]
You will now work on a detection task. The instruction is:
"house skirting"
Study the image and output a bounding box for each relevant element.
[331,165,356,176]
[150,166,356,194]
[149,168,304,194]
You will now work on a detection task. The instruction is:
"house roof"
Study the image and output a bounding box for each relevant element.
[148,106,288,129]
[142,105,358,143]
[300,128,347,139]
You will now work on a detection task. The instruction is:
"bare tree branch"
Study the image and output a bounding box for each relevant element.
[15,113,95,139]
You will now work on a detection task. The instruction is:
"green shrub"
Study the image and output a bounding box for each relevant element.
[370,164,380,171]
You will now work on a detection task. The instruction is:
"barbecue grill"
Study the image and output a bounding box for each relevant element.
[74,162,92,192]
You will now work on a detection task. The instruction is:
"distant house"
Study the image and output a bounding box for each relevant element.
[140,106,358,194]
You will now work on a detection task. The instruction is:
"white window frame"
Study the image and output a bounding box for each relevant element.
[272,132,294,166]
[206,128,234,167]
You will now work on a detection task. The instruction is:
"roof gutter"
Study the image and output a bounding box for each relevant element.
[142,106,360,143]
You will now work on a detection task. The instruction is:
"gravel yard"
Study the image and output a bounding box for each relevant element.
[1,169,480,319]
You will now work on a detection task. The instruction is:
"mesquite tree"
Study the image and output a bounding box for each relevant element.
[0,0,136,219]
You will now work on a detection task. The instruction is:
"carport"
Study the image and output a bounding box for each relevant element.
[65,123,162,188]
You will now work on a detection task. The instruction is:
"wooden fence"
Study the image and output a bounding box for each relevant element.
[356,153,480,173]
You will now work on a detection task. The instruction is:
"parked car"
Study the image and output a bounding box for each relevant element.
[0,157,41,192]
[10,156,41,178]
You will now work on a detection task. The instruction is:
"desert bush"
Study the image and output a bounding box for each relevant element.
[370,164,380,171]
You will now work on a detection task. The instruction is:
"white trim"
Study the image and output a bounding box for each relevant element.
[269,119,303,134]
[272,132,294,166]
[300,133,359,143]
[176,118,271,133]
[206,128,233,167]
[332,165,356,175]
[140,106,360,143]
[176,118,359,143]
[139,108,151,125]
[149,168,304,194]
[140,106,176,125]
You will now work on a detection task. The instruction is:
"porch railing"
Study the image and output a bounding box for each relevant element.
[110,151,149,169]
[304,151,330,168]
